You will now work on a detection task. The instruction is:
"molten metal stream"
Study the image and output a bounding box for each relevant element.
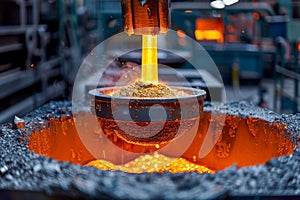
[141,34,158,83]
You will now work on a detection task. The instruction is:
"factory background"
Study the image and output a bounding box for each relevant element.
[0,0,299,123]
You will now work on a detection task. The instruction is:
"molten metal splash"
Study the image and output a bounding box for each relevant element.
[86,153,215,174]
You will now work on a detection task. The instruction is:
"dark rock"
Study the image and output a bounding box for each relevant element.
[0,166,8,175]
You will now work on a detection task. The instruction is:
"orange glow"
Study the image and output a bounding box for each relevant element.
[184,10,193,13]
[298,43,300,52]
[194,30,204,40]
[27,113,294,173]
[253,12,260,20]
[195,30,222,41]
[195,18,224,43]
[86,153,215,174]
[177,29,186,38]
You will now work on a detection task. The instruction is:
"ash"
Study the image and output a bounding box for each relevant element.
[0,101,299,199]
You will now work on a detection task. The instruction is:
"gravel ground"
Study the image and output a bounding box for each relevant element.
[0,101,299,199]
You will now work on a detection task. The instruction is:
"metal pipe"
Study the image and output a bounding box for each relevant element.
[171,2,275,16]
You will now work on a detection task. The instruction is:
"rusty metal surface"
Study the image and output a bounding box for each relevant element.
[0,101,299,199]
[121,0,170,35]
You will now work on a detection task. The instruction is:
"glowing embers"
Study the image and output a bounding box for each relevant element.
[111,80,185,98]
[86,152,215,174]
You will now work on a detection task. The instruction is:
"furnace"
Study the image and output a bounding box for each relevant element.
[0,101,299,199]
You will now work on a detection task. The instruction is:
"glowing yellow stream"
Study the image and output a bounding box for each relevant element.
[141,34,158,83]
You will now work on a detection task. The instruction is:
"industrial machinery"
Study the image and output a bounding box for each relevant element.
[170,2,280,84]
[274,36,300,113]
[0,0,66,123]
[1,0,296,125]
[96,1,287,85]
[121,0,170,83]
[121,0,170,35]
[89,0,224,101]
[87,0,209,149]
[0,1,300,199]
[0,0,89,123]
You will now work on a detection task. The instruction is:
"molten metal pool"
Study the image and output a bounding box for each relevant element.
[27,102,293,174]
[0,101,299,199]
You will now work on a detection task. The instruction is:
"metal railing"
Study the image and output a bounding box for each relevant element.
[274,36,300,113]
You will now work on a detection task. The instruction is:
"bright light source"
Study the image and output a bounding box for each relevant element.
[184,10,193,13]
[210,0,225,9]
[223,0,239,6]
[195,30,222,41]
